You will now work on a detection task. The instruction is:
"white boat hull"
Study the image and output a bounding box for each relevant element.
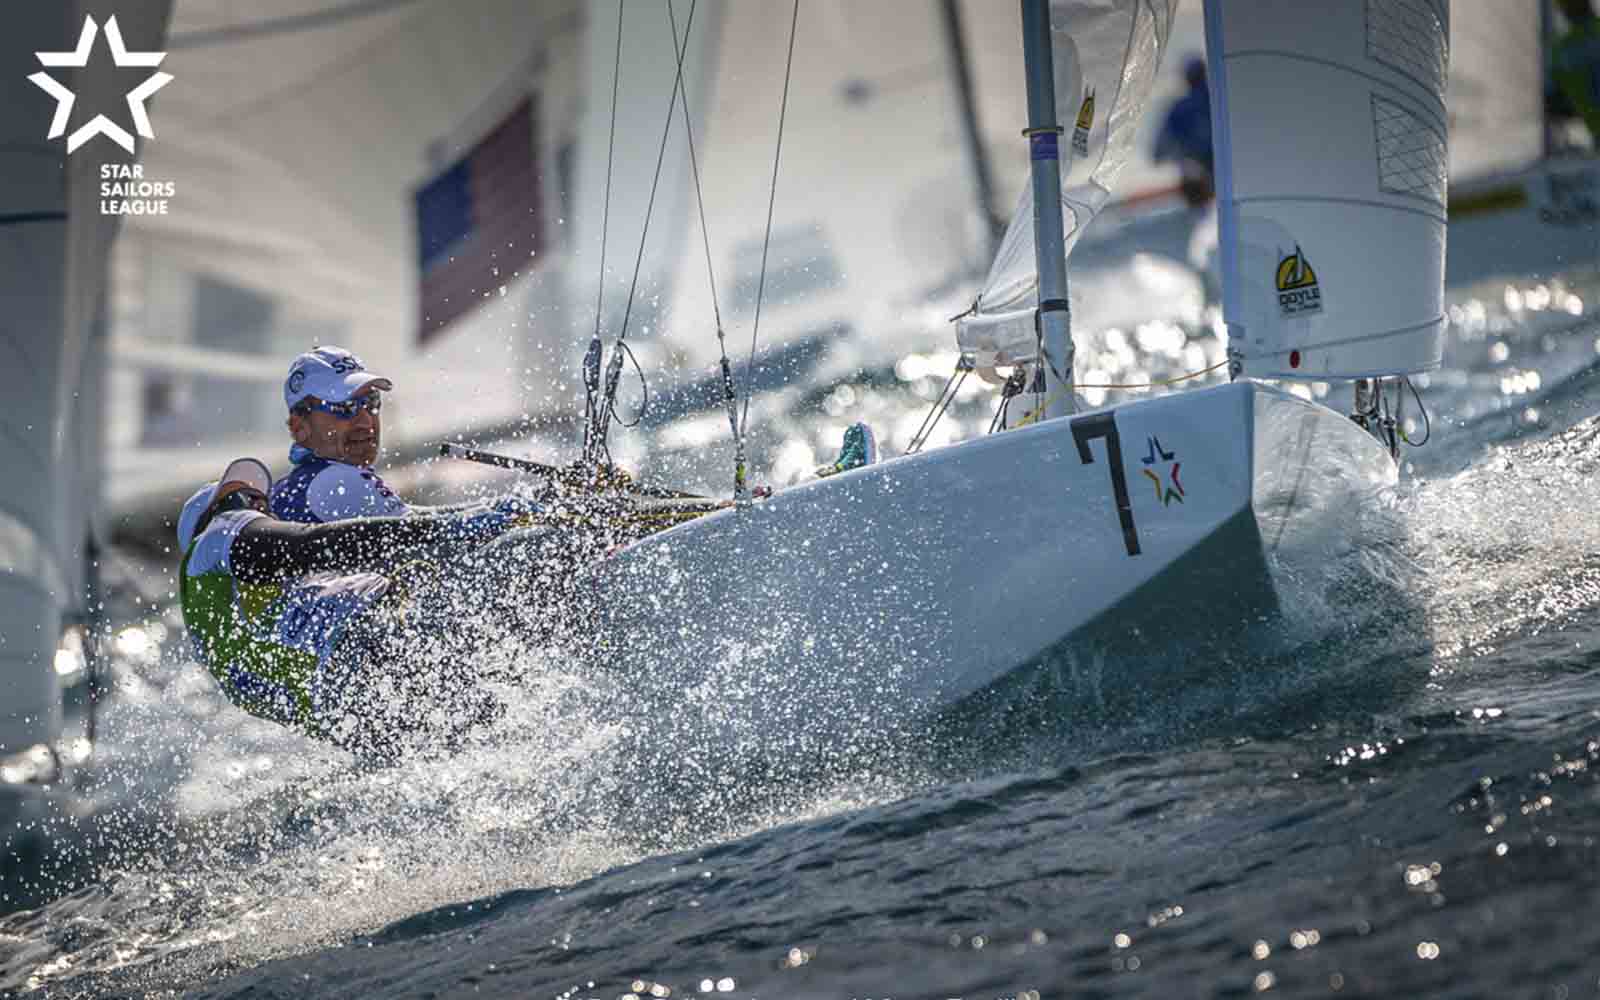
[581,381,1395,757]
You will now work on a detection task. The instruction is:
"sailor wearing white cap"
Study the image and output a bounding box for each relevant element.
[271,346,412,524]
[178,455,541,758]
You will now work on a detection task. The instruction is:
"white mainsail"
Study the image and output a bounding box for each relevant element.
[956,0,1177,367]
[1209,0,1449,379]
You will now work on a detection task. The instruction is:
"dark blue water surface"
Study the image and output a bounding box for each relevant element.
[4,270,1600,999]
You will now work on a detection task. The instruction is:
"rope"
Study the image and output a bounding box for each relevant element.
[1009,359,1230,428]
[612,342,648,428]
[1072,358,1229,390]
[987,366,1030,434]
[738,0,801,441]
[1399,375,1431,446]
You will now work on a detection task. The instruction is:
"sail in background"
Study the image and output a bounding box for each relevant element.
[956,0,1178,368]
[1446,2,1543,180]
[1208,0,1449,379]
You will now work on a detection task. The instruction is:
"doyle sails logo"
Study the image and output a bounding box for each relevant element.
[1072,89,1095,158]
[1274,245,1322,317]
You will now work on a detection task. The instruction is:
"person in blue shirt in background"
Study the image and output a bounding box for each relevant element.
[1150,55,1220,307]
[1153,55,1214,209]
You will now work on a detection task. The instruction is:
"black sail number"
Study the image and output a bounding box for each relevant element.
[1071,412,1141,556]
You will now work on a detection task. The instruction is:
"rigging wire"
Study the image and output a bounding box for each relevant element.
[665,0,750,500]
[588,0,701,467]
[613,0,700,345]
[581,0,626,467]
[667,0,723,340]
[1008,358,1230,429]
[593,2,624,347]
[601,0,700,409]
[738,0,802,442]
[906,358,973,454]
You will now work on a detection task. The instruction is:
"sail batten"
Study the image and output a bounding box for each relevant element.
[1208,0,1449,380]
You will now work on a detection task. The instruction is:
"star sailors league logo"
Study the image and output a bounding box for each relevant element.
[1141,435,1184,506]
[29,16,172,154]
[29,16,178,215]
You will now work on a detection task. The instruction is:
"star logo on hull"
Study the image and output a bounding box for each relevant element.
[1140,435,1184,506]
[28,16,172,155]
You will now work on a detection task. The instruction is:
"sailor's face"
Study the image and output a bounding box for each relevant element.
[293,385,383,467]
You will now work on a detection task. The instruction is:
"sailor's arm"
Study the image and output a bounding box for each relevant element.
[229,513,509,584]
[302,461,527,520]
[301,462,413,521]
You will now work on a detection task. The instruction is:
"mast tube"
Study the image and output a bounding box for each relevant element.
[941,0,1004,257]
[1020,0,1074,418]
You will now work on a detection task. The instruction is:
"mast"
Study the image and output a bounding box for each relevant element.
[1541,0,1554,159]
[940,0,1004,259]
[1020,0,1075,417]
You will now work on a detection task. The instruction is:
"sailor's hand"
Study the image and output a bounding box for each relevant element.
[597,464,633,490]
[444,493,543,544]
[490,489,545,525]
[555,461,634,493]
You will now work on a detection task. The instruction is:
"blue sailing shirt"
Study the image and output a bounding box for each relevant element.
[1153,87,1213,173]
[271,445,412,524]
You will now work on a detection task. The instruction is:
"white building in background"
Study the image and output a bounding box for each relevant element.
[103,0,599,512]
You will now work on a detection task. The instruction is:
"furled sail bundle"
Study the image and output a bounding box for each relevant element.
[956,0,1178,367]
[1209,0,1449,378]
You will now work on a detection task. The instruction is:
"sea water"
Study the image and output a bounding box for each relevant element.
[3,267,1599,999]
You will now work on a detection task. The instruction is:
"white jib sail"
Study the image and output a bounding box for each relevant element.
[956,0,1178,368]
[1208,0,1448,379]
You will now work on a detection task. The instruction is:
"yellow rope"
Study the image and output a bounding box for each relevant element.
[1011,359,1229,428]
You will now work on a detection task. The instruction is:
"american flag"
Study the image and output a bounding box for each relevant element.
[414,97,543,343]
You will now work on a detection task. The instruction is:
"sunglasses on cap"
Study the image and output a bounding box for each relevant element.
[292,394,384,419]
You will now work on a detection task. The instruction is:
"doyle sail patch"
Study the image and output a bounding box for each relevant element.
[1207,0,1449,378]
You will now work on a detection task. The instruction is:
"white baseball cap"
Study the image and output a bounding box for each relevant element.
[283,346,393,411]
[177,457,273,550]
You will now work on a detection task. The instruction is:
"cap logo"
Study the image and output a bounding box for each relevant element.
[287,369,306,394]
[328,355,363,375]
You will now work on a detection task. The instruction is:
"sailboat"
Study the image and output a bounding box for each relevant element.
[1445,1,1598,289]
[573,0,1445,750]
